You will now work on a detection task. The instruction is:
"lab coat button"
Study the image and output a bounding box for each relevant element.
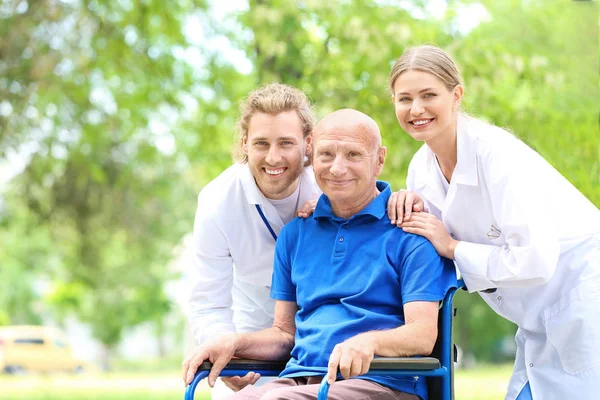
[529,363,534,367]
[497,296,502,301]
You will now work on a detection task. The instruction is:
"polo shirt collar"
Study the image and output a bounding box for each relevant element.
[313,181,391,220]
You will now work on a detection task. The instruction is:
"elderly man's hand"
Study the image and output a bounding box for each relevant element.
[326,333,377,385]
[182,333,237,387]
[222,372,261,391]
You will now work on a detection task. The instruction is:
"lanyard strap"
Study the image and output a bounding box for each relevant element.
[255,204,277,241]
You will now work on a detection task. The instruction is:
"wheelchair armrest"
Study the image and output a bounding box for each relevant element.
[198,359,288,373]
[370,356,440,371]
[197,357,439,374]
[316,357,442,400]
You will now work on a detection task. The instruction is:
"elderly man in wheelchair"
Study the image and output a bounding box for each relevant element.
[182,109,458,400]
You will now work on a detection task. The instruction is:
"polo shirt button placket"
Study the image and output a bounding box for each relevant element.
[333,222,348,257]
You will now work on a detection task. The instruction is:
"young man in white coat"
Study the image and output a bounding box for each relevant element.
[186,83,321,396]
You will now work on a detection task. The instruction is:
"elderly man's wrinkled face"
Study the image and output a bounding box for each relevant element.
[312,118,384,209]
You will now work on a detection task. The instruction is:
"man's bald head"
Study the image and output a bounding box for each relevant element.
[311,109,387,219]
[314,109,381,152]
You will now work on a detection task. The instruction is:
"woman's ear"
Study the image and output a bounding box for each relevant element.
[453,85,464,109]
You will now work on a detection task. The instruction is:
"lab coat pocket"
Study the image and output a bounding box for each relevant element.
[543,278,600,376]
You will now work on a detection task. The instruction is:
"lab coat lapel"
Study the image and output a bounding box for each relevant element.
[443,115,479,216]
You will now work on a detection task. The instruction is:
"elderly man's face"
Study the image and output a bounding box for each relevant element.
[312,124,383,208]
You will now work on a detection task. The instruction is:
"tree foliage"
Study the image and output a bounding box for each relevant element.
[1,0,207,363]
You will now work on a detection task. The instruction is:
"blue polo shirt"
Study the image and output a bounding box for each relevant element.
[271,181,457,400]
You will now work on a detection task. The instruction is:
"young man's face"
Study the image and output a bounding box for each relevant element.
[243,111,311,200]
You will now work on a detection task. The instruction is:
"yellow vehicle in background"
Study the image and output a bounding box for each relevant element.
[0,325,84,374]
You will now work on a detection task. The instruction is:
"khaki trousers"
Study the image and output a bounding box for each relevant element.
[230,376,420,400]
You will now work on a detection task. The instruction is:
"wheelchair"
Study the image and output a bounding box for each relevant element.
[185,280,464,400]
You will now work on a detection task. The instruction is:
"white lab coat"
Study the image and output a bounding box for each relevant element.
[407,115,600,400]
[188,163,321,345]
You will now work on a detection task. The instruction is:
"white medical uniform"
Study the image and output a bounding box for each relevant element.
[188,163,320,344]
[407,115,600,400]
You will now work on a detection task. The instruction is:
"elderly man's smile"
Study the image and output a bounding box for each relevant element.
[327,179,353,186]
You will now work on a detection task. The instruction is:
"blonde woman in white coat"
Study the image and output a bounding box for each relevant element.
[387,45,600,400]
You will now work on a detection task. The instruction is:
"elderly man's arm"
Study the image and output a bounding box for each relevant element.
[234,300,297,359]
[326,301,438,384]
[183,300,297,387]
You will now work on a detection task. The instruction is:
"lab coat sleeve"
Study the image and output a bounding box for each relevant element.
[454,138,561,292]
[187,197,236,345]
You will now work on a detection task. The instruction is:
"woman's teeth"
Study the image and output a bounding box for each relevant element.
[412,119,432,126]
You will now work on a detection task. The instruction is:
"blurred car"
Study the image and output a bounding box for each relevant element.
[0,325,85,374]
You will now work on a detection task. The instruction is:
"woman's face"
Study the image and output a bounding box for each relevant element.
[392,70,463,143]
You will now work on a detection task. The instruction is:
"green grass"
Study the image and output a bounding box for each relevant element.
[0,371,204,400]
[0,364,511,400]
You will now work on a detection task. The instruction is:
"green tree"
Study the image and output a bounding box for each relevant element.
[454,0,599,204]
[0,198,52,326]
[1,0,207,367]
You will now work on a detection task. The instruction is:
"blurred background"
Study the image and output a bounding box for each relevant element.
[0,0,598,399]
